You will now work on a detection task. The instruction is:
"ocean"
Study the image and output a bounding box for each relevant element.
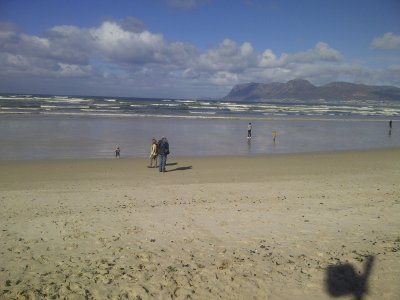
[0,94,399,161]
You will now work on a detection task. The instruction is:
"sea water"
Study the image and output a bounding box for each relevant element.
[0,94,399,161]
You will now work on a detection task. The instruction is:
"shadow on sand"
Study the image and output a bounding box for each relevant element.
[167,166,192,172]
[163,161,192,172]
[325,256,374,300]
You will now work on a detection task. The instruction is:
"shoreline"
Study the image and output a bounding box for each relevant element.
[1,149,399,299]
[1,146,399,164]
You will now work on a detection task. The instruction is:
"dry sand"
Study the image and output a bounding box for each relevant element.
[0,150,399,299]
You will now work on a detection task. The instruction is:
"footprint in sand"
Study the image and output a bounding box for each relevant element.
[7,245,30,254]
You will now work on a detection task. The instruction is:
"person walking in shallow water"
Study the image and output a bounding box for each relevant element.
[247,122,252,139]
[157,137,170,173]
[148,138,158,168]
[115,145,120,158]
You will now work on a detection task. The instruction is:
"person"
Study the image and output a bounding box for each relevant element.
[389,120,392,129]
[148,138,158,168]
[272,130,277,144]
[164,137,170,165]
[157,137,170,173]
[247,122,252,138]
[115,145,120,158]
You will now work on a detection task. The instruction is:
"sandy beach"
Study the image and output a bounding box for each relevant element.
[1,150,399,299]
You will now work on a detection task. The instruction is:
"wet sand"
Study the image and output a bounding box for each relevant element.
[1,150,399,299]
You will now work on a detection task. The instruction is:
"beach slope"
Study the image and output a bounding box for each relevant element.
[1,150,399,299]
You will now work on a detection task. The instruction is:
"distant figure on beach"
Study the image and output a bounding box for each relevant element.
[157,137,170,173]
[115,145,120,158]
[247,123,252,139]
[148,138,158,168]
[272,130,277,144]
[389,120,392,129]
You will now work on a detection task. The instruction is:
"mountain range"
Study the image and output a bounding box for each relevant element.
[223,79,400,101]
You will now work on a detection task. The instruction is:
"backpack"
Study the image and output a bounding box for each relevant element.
[157,140,169,155]
[164,141,170,155]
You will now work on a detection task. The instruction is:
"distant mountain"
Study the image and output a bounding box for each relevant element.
[223,79,400,101]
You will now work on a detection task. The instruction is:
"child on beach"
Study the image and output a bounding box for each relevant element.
[115,146,120,158]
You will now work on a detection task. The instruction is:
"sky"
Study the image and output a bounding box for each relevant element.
[0,0,400,98]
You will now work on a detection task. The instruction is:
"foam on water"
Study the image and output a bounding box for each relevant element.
[1,93,400,121]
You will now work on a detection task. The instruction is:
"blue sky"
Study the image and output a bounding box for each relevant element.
[0,0,399,98]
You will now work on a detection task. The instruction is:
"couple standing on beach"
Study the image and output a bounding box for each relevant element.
[149,137,170,172]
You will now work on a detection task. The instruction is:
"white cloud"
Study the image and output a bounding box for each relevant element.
[0,23,92,77]
[90,22,164,63]
[210,71,239,85]
[90,21,197,67]
[371,32,400,50]
[258,42,342,68]
[314,42,343,61]
[368,64,400,86]
[57,63,92,77]
[259,49,277,67]
[240,42,254,56]
[197,39,258,72]
[0,53,29,71]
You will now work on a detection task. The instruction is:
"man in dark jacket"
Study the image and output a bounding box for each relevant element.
[157,137,170,172]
